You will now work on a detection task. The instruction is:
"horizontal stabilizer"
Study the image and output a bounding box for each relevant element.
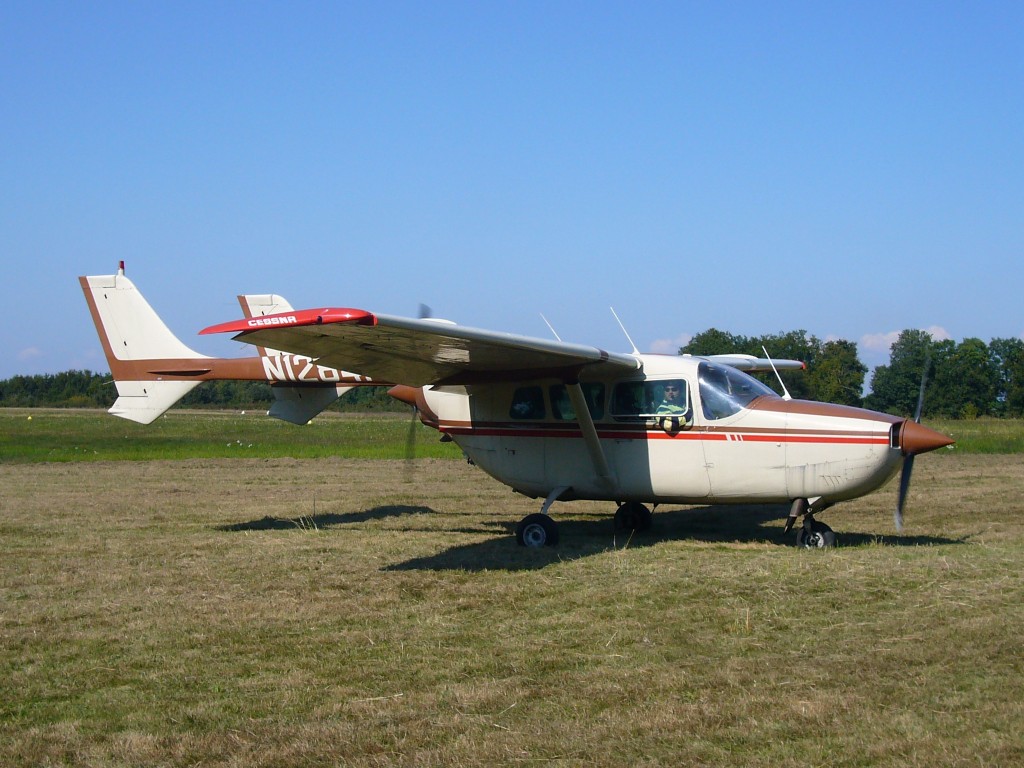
[109,380,203,424]
[268,384,354,425]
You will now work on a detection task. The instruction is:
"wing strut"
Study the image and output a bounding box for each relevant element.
[566,381,614,487]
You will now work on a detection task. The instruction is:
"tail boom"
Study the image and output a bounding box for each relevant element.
[80,269,374,424]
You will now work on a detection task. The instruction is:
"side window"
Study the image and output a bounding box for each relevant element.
[611,380,690,420]
[611,381,646,420]
[549,383,605,420]
[509,386,545,420]
[651,380,689,415]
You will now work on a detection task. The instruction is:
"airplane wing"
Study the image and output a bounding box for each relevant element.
[700,354,805,372]
[201,308,641,387]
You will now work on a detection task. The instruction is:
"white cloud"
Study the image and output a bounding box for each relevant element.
[648,333,693,355]
[859,331,901,356]
[923,325,951,341]
[17,347,43,361]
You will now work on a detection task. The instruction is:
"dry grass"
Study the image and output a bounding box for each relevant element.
[2,448,1023,765]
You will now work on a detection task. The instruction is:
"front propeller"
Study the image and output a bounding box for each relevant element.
[894,357,953,532]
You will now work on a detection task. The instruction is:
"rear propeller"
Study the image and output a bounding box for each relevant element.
[403,304,433,480]
[894,354,930,533]
[404,399,419,480]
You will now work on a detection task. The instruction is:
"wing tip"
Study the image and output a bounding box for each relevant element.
[200,308,376,335]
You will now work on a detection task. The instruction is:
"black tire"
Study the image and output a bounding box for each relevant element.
[515,513,559,547]
[796,519,836,549]
[614,502,652,533]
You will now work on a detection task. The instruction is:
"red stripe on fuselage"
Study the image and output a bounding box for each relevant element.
[437,422,889,446]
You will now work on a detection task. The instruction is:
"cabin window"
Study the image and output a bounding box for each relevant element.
[697,362,775,420]
[509,386,546,420]
[549,383,606,420]
[610,379,690,421]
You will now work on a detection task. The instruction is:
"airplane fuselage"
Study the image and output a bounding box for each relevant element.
[418,354,910,507]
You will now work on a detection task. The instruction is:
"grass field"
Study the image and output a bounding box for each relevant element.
[0,409,462,462]
[2,410,1023,766]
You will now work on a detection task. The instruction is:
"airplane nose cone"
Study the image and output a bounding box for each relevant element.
[388,385,419,407]
[898,420,955,456]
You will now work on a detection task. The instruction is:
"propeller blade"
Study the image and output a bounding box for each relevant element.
[895,354,929,533]
[404,404,418,481]
[895,454,915,533]
[913,352,930,423]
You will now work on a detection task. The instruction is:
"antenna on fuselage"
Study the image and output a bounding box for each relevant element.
[762,345,793,401]
[610,307,640,356]
[540,313,562,341]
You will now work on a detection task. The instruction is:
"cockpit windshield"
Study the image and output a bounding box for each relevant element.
[697,362,777,420]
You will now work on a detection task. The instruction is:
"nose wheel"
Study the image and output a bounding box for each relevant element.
[795,517,836,549]
[786,498,837,548]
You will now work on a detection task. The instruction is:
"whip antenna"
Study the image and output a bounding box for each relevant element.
[762,345,792,401]
[610,307,640,355]
[540,313,562,341]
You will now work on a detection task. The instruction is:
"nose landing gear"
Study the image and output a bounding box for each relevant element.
[785,498,837,549]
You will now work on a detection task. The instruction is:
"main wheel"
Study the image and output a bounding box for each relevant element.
[614,502,652,533]
[796,519,836,549]
[515,513,559,547]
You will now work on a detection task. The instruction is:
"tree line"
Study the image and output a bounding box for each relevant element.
[0,372,404,412]
[3,329,1023,418]
[681,328,1024,418]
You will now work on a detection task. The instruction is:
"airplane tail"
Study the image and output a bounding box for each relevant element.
[80,263,370,425]
[80,263,210,424]
[237,292,355,424]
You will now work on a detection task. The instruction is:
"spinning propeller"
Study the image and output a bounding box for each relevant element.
[894,355,951,532]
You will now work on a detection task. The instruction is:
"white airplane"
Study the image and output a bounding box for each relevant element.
[196,284,953,549]
[81,265,953,549]
[80,263,376,425]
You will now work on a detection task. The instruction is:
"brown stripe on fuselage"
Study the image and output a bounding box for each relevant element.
[749,396,902,424]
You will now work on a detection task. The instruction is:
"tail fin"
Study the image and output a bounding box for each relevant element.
[80,264,209,424]
[237,293,295,357]
[80,264,371,425]
[237,292,354,424]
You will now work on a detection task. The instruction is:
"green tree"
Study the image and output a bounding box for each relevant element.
[989,337,1024,416]
[1006,346,1024,417]
[680,328,750,357]
[808,340,866,406]
[864,330,934,416]
[751,330,821,400]
[929,338,997,418]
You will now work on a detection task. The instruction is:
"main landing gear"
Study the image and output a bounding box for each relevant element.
[785,498,837,549]
[515,486,568,547]
[515,513,559,547]
[515,493,655,547]
[613,501,652,533]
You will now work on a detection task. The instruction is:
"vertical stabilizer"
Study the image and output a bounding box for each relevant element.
[238,292,353,423]
[237,294,295,357]
[80,267,209,424]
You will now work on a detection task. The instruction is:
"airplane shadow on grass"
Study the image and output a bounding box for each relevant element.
[386,504,966,572]
[220,503,964,572]
[218,505,436,532]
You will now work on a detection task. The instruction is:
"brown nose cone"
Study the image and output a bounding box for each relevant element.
[388,385,419,407]
[899,420,955,456]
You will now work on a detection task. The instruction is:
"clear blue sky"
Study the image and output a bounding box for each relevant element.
[2,2,1021,382]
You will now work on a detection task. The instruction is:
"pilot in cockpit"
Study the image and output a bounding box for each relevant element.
[656,381,687,415]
